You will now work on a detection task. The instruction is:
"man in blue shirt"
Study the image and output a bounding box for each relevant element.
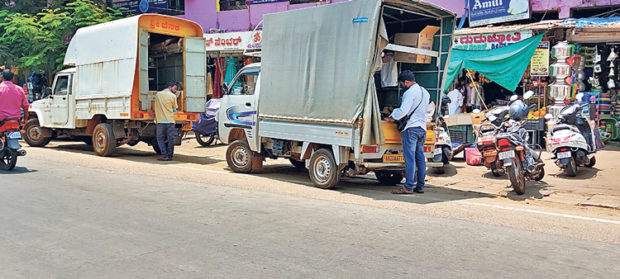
[385,70,429,194]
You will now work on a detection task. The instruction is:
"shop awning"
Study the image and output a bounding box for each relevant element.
[443,33,544,92]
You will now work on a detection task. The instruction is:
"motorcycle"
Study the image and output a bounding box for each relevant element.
[495,92,545,195]
[475,105,510,177]
[192,98,221,147]
[545,93,597,177]
[0,119,27,171]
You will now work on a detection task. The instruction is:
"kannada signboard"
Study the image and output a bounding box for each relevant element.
[204,31,262,52]
[469,0,530,27]
[108,0,168,14]
[530,41,550,77]
[453,30,532,50]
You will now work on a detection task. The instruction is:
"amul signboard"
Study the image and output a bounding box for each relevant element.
[469,0,530,27]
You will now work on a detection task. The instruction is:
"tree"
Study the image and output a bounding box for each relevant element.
[0,0,123,73]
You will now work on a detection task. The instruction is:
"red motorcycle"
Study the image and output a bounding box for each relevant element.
[0,119,26,171]
[475,106,510,177]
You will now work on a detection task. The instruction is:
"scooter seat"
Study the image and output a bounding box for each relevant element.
[552,124,578,134]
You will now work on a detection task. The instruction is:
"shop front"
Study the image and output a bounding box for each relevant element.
[203,30,262,98]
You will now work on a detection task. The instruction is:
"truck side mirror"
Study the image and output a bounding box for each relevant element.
[221,83,229,94]
[45,87,52,97]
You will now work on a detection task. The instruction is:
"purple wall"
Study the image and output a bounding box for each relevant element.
[531,0,620,18]
[181,0,620,33]
[181,0,465,32]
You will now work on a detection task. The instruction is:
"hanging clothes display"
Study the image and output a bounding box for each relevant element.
[224,56,238,85]
[213,57,226,98]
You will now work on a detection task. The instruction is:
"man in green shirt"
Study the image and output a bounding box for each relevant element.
[154,81,179,161]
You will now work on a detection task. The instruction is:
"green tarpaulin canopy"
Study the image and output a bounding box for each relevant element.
[443,33,544,92]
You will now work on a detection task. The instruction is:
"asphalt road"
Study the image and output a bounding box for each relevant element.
[1,149,620,278]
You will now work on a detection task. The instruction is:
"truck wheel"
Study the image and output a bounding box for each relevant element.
[226,140,253,173]
[308,148,340,189]
[289,158,306,169]
[23,119,51,147]
[375,171,403,185]
[92,123,116,157]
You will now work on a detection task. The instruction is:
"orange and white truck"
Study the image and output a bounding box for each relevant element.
[24,14,206,156]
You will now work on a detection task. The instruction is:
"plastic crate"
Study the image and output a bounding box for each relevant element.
[524,119,545,131]
[449,125,475,143]
[450,130,468,143]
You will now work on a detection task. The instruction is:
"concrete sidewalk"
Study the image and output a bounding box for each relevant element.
[427,145,620,210]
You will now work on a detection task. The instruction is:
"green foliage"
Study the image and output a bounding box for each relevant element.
[0,0,48,14]
[0,0,124,72]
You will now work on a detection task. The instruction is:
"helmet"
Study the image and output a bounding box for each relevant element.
[509,100,529,120]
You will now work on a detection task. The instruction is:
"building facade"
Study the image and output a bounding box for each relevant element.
[179,0,620,33]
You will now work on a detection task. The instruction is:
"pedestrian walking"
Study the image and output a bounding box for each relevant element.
[385,70,429,194]
[154,81,179,161]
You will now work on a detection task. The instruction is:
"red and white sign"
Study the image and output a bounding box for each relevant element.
[453,30,533,50]
[204,31,262,52]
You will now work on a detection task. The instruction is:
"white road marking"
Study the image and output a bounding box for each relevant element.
[170,164,620,225]
[457,201,620,225]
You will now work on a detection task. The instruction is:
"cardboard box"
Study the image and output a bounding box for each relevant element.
[444,113,473,126]
[393,26,439,64]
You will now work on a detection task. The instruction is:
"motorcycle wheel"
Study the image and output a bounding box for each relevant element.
[565,157,578,177]
[507,157,525,195]
[531,167,545,181]
[196,133,216,147]
[585,156,596,168]
[0,149,18,171]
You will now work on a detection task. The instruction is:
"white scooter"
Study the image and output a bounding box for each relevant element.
[431,122,453,174]
[545,93,597,177]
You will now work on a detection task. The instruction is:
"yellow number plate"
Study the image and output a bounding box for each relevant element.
[383,154,404,163]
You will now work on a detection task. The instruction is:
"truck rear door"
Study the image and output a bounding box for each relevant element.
[184,37,207,113]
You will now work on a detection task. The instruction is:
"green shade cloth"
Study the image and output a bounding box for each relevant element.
[443,33,544,92]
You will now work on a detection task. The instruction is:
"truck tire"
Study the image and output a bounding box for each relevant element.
[226,140,253,173]
[23,119,51,147]
[375,171,403,185]
[92,123,116,157]
[308,148,340,189]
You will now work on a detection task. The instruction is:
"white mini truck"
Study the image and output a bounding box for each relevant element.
[218,0,455,188]
[24,14,206,156]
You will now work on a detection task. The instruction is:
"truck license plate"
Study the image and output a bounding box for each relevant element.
[433,148,442,155]
[7,132,21,139]
[498,150,515,160]
[557,151,571,159]
[383,154,404,163]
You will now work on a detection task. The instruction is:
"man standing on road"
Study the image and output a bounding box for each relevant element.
[154,81,179,161]
[385,70,429,194]
[0,70,29,126]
